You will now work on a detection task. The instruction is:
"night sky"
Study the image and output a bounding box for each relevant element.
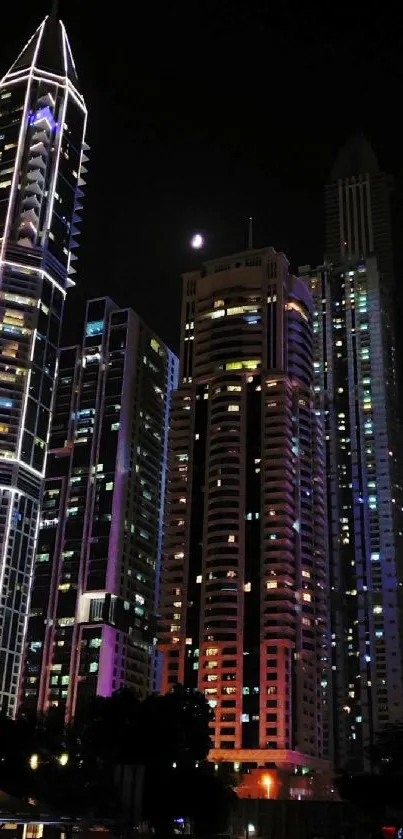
[2,1,403,353]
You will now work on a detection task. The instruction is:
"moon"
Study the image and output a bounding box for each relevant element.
[190,233,204,249]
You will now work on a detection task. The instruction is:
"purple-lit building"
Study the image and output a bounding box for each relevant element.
[20,297,178,719]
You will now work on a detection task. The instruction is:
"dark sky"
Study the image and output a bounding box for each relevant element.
[2,1,403,353]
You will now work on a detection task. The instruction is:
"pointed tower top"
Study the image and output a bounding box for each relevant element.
[1,8,80,91]
[331,132,380,181]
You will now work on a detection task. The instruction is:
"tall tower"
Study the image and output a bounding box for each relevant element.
[21,298,178,719]
[159,247,332,786]
[302,134,403,769]
[0,12,87,715]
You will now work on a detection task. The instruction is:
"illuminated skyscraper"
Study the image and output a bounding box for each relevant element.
[160,247,331,782]
[302,134,403,769]
[21,298,178,719]
[0,11,87,714]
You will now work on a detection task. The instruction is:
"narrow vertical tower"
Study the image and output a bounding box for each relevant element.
[301,134,403,770]
[160,247,332,789]
[0,13,87,715]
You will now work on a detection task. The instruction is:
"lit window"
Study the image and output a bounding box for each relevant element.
[228,404,240,412]
[105,482,114,491]
[302,592,312,602]
[196,575,202,584]
[85,320,104,337]
[228,534,235,543]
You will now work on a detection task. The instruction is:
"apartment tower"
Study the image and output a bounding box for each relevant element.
[302,134,403,769]
[160,247,331,779]
[21,298,178,719]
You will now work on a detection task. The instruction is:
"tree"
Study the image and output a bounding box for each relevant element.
[0,686,235,833]
[336,725,403,838]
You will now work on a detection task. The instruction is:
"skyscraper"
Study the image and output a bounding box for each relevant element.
[159,247,331,782]
[302,134,403,769]
[21,297,178,719]
[0,11,87,715]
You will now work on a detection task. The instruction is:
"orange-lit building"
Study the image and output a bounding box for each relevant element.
[159,246,332,783]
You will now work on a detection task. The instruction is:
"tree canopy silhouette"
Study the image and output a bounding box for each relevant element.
[0,686,235,833]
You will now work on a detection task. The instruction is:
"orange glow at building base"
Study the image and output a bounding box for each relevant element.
[237,769,279,800]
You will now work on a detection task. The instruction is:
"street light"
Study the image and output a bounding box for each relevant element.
[58,753,69,766]
[29,754,39,770]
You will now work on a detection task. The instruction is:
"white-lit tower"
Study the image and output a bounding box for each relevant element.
[0,9,87,714]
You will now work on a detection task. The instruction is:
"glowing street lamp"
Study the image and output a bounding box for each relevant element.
[59,752,69,766]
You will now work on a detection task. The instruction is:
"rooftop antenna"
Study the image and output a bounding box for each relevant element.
[248,216,253,249]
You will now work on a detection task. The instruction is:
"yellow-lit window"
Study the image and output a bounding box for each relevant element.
[228,404,239,412]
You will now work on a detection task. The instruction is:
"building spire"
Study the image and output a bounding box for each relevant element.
[50,0,59,20]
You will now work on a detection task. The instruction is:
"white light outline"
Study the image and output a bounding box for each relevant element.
[0,20,46,262]
[0,21,46,616]
[0,13,87,714]
[2,261,68,296]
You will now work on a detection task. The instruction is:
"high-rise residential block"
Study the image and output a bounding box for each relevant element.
[301,134,403,770]
[159,247,331,781]
[21,297,178,719]
[0,11,87,715]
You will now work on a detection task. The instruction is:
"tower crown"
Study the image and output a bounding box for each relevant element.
[1,11,80,93]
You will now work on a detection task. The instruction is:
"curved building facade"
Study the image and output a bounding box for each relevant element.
[159,247,331,778]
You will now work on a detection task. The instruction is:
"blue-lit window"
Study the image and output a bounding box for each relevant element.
[85,319,104,337]
[0,397,13,409]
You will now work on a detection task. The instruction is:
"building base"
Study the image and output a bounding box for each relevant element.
[209,749,334,801]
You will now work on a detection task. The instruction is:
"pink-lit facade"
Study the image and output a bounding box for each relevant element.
[160,247,332,776]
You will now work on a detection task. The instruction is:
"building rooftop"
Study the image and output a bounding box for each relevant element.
[330,133,380,180]
[1,5,80,90]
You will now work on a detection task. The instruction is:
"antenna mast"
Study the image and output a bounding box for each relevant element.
[248,216,253,249]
